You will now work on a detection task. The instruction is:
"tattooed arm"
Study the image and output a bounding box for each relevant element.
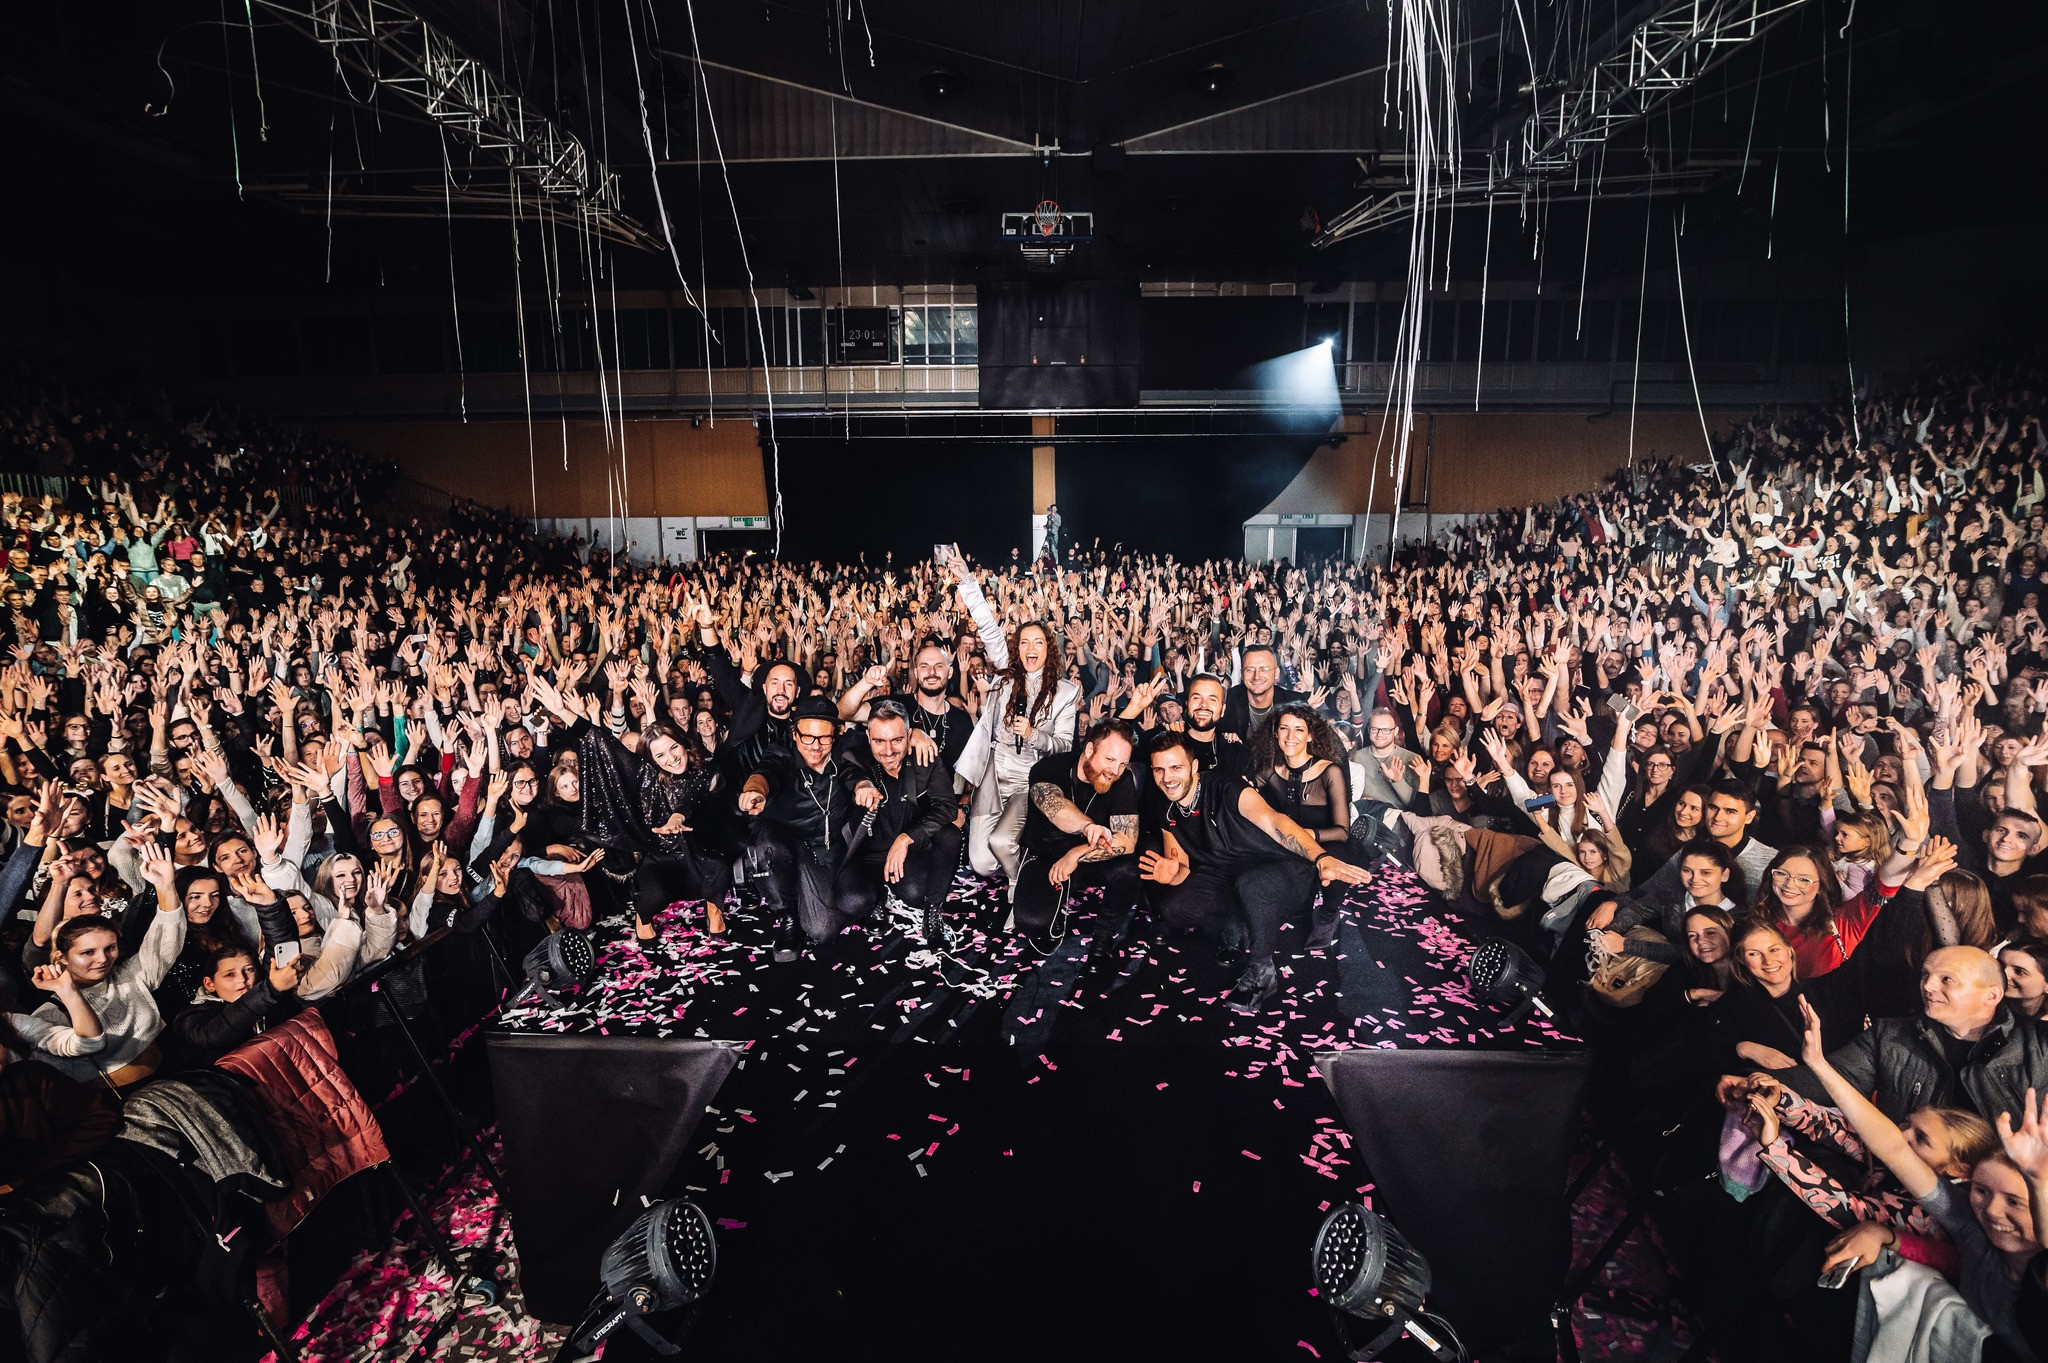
[1235,787,1374,885]
[1078,813,1138,861]
[1040,781,1122,855]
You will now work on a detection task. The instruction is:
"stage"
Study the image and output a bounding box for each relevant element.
[274,864,1702,1362]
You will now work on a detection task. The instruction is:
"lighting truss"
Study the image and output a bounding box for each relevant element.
[250,0,665,252]
[1315,0,1813,246]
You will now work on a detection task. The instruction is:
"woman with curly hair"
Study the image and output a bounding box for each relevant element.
[948,555,1080,885]
[1246,705,1352,849]
[1247,704,1351,950]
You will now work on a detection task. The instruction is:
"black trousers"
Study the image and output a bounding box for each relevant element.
[832,824,961,928]
[631,846,734,928]
[747,821,961,945]
[1010,848,1141,936]
[1156,856,1318,960]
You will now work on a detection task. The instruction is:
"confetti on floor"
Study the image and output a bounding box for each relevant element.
[292,864,1704,1360]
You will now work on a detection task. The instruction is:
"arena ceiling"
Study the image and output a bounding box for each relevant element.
[5,0,2045,300]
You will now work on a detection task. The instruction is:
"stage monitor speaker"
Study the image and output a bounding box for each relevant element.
[487,1031,741,1324]
[1315,1047,1590,1356]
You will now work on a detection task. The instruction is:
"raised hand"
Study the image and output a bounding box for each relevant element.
[1996,1088,2048,1186]
[253,811,285,866]
[1902,835,1958,891]
[137,837,177,891]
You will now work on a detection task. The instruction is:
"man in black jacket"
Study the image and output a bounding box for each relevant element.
[1220,645,1303,744]
[839,701,962,948]
[738,697,856,960]
[1826,945,2048,1126]
[690,600,808,775]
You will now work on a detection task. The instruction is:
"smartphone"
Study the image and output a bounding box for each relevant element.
[1816,1260,1855,1290]
[272,940,302,968]
[1523,794,1557,811]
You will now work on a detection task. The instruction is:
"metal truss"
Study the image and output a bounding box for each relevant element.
[1316,0,1812,246]
[251,0,664,252]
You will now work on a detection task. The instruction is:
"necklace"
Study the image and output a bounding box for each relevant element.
[804,756,837,851]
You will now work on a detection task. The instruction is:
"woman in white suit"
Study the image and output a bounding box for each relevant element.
[948,558,1081,892]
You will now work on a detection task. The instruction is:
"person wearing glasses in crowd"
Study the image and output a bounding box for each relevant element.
[736,696,864,961]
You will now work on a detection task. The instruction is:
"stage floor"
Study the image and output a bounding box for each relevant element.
[276,863,1705,1362]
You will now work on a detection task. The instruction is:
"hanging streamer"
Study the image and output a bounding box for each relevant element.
[684,0,785,557]
[1382,0,1461,566]
[1625,186,1652,467]
[1669,215,1721,487]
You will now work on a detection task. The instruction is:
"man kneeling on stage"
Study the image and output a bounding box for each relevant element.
[738,696,956,959]
[1140,732,1373,1014]
[1011,718,1141,952]
[844,700,963,949]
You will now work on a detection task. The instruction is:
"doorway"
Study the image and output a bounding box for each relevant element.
[1294,526,1349,563]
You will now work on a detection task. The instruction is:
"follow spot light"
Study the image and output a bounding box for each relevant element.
[518,926,596,1010]
[562,1199,718,1359]
[1466,938,1553,1027]
[1312,1202,1466,1361]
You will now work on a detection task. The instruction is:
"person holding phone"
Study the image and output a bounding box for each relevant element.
[1798,996,2043,1361]
[162,942,307,1069]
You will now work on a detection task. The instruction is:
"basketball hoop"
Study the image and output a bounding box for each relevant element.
[1031,199,1063,238]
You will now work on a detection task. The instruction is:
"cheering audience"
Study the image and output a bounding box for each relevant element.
[4,355,2048,1359]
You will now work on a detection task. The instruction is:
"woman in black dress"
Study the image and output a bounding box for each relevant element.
[1245,703,1351,950]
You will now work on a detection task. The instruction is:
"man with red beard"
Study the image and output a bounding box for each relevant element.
[1009,719,1141,953]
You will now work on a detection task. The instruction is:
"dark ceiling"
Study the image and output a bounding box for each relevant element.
[5,0,2046,304]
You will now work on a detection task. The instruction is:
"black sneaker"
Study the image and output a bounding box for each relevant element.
[771,916,802,964]
[1215,917,1249,971]
[1225,958,1279,1015]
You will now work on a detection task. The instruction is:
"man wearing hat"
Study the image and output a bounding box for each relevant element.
[736,695,899,960]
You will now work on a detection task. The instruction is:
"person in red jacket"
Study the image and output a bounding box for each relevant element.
[1755,836,1958,979]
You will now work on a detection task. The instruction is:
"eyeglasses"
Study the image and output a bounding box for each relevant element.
[1769,869,1817,889]
[794,732,836,748]
[369,828,404,842]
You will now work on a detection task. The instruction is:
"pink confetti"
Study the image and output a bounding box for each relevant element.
[1242,1150,1262,1161]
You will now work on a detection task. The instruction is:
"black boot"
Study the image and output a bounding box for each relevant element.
[920,904,955,952]
[1226,957,1279,1015]
[771,914,802,964]
[1216,917,1249,971]
[1305,901,1341,953]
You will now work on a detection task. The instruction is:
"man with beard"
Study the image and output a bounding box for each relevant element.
[839,702,963,948]
[736,696,856,961]
[1139,732,1373,1014]
[836,642,972,773]
[1352,707,1421,807]
[691,600,805,774]
[1177,674,1243,780]
[1011,719,1140,951]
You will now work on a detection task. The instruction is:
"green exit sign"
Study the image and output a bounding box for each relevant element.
[730,516,770,529]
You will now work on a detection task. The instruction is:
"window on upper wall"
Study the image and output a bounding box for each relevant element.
[899,304,979,364]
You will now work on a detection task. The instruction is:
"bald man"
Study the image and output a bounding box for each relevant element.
[1824,946,2048,1127]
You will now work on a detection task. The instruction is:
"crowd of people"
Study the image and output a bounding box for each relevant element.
[4,355,2048,1359]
